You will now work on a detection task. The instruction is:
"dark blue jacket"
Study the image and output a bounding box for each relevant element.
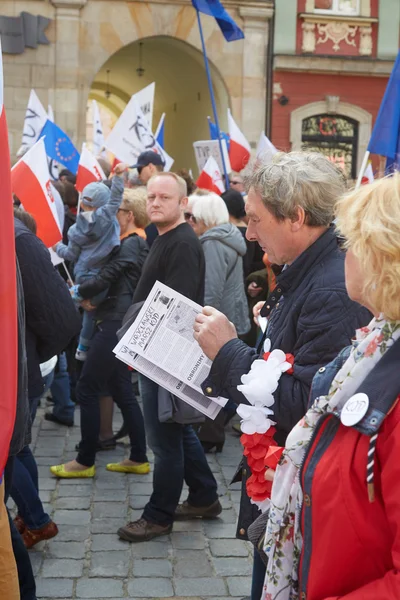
[201,227,371,538]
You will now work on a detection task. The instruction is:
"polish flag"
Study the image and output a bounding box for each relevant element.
[228,109,251,172]
[12,138,63,248]
[0,39,18,475]
[76,144,106,192]
[256,132,278,161]
[361,162,374,185]
[196,156,225,195]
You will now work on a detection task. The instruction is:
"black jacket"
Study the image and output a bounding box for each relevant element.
[78,232,148,322]
[201,227,371,539]
[15,218,81,398]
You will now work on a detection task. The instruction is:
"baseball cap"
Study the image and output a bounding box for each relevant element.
[131,150,164,169]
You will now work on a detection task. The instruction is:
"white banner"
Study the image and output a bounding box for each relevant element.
[17,89,48,157]
[134,82,155,130]
[193,139,231,176]
[92,99,106,157]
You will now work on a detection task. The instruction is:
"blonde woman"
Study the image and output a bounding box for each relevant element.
[261,173,400,600]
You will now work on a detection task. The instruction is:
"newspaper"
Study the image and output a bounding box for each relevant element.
[114,281,228,419]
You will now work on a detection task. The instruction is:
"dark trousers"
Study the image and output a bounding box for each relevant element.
[5,457,37,600]
[251,548,266,600]
[139,375,218,527]
[76,320,147,467]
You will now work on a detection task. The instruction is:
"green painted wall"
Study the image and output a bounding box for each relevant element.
[274,0,298,55]
[377,0,400,58]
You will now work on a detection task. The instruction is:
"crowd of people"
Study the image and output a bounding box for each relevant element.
[2,148,400,600]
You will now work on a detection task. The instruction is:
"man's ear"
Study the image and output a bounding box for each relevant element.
[180,196,189,209]
[290,206,306,232]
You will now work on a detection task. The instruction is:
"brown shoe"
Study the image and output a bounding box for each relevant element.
[117,518,172,543]
[22,520,59,549]
[13,514,25,534]
[174,499,222,520]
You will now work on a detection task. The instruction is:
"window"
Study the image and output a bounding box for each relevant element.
[301,114,358,179]
[314,0,359,15]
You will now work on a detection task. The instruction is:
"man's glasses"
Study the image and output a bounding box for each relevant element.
[137,166,143,175]
[117,208,131,214]
[184,212,197,223]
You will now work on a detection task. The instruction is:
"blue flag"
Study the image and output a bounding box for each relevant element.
[192,0,244,42]
[208,117,230,150]
[39,120,80,174]
[368,51,400,171]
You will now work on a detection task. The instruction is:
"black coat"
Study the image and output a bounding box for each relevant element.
[78,232,148,322]
[14,218,81,399]
[201,227,371,540]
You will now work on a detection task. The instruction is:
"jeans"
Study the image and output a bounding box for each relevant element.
[139,375,218,527]
[251,548,266,600]
[76,320,148,467]
[50,353,75,422]
[4,458,37,600]
[79,311,96,350]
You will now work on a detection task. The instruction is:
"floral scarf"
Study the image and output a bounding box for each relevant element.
[261,317,400,600]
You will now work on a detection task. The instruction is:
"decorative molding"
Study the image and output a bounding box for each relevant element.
[359,25,372,56]
[299,13,378,25]
[51,0,86,7]
[290,100,372,172]
[302,21,316,53]
[274,54,394,76]
[238,5,274,25]
[317,21,357,52]
[326,95,340,113]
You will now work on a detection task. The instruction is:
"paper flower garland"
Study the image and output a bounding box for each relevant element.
[237,339,293,511]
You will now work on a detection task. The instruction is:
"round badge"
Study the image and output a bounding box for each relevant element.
[340,392,369,427]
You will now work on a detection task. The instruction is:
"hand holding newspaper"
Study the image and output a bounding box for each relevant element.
[114,281,228,419]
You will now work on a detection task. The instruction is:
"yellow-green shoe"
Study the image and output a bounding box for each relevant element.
[50,464,96,478]
[106,462,150,474]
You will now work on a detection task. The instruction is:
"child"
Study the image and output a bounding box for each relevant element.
[55,170,125,360]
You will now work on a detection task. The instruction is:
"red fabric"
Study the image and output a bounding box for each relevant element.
[0,105,17,476]
[229,139,250,172]
[196,170,223,195]
[300,399,400,600]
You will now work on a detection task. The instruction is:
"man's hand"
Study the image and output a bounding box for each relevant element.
[80,299,96,312]
[193,306,237,361]
[112,162,129,176]
[252,300,265,327]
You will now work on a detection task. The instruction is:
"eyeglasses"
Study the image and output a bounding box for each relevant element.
[184,212,197,223]
[137,166,144,175]
[117,208,131,214]
[230,180,242,185]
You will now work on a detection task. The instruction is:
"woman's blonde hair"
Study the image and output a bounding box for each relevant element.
[121,187,149,229]
[335,172,400,320]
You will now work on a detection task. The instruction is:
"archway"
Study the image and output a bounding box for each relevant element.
[86,36,230,173]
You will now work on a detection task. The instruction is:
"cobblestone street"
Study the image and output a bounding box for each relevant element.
[16,402,253,600]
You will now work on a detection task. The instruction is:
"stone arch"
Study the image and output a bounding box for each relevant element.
[290,99,372,172]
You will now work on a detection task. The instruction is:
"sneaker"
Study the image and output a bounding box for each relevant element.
[75,349,87,361]
[22,520,59,549]
[174,499,222,520]
[117,518,172,543]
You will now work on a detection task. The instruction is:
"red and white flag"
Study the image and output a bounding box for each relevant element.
[228,109,251,172]
[12,138,63,248]
[196,156,225,195]
[0,39,18,476]
[361,162,374,185]
[76,144,106,192]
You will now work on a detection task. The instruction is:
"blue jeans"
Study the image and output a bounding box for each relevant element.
[139,375,218,527]
[76,320,148,467]
[50,353,75,422]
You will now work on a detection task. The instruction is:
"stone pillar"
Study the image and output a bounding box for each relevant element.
[238,5,273,146]
[50,0,87,147]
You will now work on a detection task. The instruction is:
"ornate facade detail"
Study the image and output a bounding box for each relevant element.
[326,95,340,113]
[302,21,316,53]
[359,25,372,55]
[316,21,357,52]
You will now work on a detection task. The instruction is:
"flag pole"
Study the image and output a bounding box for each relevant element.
[195,9,230,190]
[61,260,74,287]
[355,150,370,190]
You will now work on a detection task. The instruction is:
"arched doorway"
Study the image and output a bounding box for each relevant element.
[86,36,230,173]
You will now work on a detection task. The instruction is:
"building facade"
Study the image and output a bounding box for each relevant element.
[272,0,400,177]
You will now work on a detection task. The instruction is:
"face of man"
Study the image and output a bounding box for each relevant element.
[147,176,187,232]
[245,187,297,266]
[138,164,153,184]
[230,176,245,194]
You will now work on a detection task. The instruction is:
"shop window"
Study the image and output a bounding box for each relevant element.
[301,114,358,178]
[314,0,360,15]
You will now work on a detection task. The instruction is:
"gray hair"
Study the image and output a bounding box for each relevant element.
[191,193,229,227]
[245,151,346,226]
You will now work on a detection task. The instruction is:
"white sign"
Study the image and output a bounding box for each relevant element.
[193,139,231,176]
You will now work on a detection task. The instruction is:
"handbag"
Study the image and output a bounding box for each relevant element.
[247,509,270,567]
[157,386,205,425]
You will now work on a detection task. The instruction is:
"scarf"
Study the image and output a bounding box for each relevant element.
[262,316,400,600]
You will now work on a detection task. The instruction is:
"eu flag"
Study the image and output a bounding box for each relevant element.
[208,117,230,150]
[192,0,244,42]
[368,50,400,171]
[39,120,80,174]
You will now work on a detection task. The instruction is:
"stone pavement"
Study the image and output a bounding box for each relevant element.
[21,402,253,600]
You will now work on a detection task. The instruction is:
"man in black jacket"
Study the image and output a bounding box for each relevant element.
[193,152,371,600]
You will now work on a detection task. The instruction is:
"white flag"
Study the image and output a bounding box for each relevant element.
[17,89,48,157]
[47,104,55,123]
[134,82,155,130]
[92,100,106,157]
[105,95,173,170]
[256,131,278,162]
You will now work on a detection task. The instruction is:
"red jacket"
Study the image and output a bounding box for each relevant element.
[299,392,400,600]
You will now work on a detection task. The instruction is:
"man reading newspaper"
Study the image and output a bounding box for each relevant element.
[117,172,222,543]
